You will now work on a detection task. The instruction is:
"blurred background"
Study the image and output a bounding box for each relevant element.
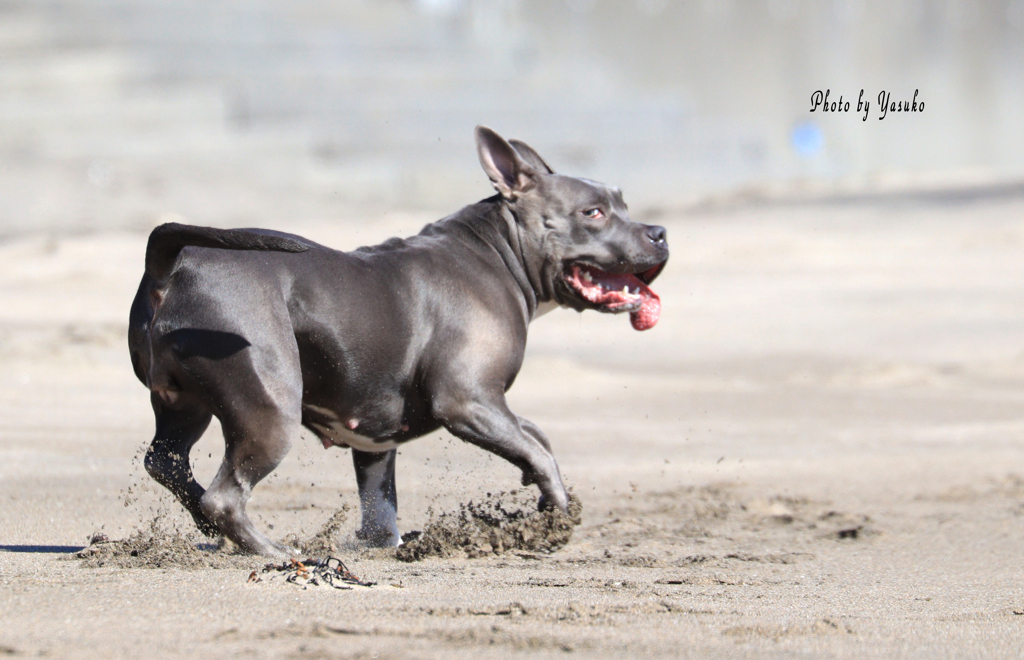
[2,0,1023,235]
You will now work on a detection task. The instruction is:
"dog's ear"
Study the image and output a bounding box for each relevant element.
[475,126,536,199]
[509,139,554,175]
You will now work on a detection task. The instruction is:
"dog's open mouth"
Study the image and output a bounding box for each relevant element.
[565,263,663,331]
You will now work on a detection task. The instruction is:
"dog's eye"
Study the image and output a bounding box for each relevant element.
[583,208,604,220]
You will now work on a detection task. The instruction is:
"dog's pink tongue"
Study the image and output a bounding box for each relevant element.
[629,281,661,331]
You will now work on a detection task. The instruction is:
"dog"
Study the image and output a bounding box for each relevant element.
[128,126,668,557]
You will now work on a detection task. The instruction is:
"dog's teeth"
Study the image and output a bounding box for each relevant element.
[582,271,592,283]
[622,286,629,295]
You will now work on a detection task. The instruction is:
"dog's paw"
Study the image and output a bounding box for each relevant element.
[537,492,569,513]
[355,528,402,548]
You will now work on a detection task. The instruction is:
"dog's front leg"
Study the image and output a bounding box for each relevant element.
[436,396,569,512]
[352,448,401,547]
[516,416,568,510]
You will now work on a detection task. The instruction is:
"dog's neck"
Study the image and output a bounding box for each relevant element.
[499,203,547,306]
[428,198,546,321]
[500,206,568,322]
[416,197,559,323]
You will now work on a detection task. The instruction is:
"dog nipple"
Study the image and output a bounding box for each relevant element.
[346,418,359,430]
[154,387,178,405]
[401,424,410,432]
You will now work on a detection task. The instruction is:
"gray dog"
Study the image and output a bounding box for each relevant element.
[128,126,668,557]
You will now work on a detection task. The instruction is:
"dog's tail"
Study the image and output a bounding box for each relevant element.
[145,222,311,282]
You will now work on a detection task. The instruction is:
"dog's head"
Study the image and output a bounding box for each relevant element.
[476,126,669,331]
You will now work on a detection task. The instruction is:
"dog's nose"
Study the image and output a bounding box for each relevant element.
[646,225,667,245]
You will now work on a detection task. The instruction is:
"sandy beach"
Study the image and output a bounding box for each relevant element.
[1,194,1023,658]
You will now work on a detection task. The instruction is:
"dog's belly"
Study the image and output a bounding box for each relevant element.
[302,402,403,452]
[325,426,401,453]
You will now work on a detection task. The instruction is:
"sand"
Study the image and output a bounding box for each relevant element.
[395,491,583,562]
[2,196,1024,658]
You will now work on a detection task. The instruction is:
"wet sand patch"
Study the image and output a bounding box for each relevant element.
[397,490,583,561]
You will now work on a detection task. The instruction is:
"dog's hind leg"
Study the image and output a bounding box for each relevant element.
[144,397,216,535]
[199,405,300,558]
[187,334,304,558]
[352,449,400,547]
